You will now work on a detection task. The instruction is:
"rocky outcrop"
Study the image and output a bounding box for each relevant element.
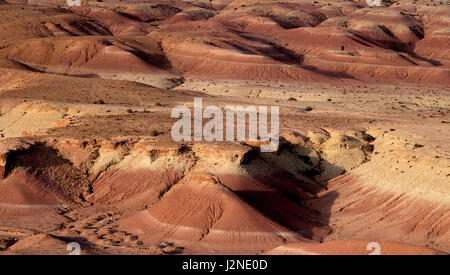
[0,139,34,180]
[0,151,6,180]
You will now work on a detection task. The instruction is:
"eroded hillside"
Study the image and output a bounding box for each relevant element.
[0,0,449,255]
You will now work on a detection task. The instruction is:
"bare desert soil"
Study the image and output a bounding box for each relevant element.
[0,0,449,255]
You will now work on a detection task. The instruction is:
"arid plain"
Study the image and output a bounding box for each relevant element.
[0,0,449,255]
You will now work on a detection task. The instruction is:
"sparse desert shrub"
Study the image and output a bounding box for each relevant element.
[340,135,351,143]
[149,130,159,136]
[169,77,185,86]
[305,106,313,111]
[414,143,424,148]
[361,132,375,142]
[288,97,297,101]
[126,109,134,114]
[363,144,374,153]
[93,99,105,104]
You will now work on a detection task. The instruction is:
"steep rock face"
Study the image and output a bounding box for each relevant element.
[0,151,6,179]
[0,139,34,180]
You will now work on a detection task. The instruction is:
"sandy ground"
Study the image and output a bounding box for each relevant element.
[0,0,449,255]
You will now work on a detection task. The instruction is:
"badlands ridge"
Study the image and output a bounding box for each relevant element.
[0,0,449,254]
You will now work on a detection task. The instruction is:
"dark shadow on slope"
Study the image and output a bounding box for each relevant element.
[114,40,173,70]
[116,4,182,22]
[376,39,442,66]
[128,45,173,70]
[7,59,101,78]
[68,21,112,36]
[348,29,442,66]
[234,189,337,240]
[407,44,442,66]
[228,31,355,79]
[116,11,145,22]
[270,16,310,29]
[221,140,347,241]
[5,144,91,203]
[52,23,79,36]
[270,13,327,30]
